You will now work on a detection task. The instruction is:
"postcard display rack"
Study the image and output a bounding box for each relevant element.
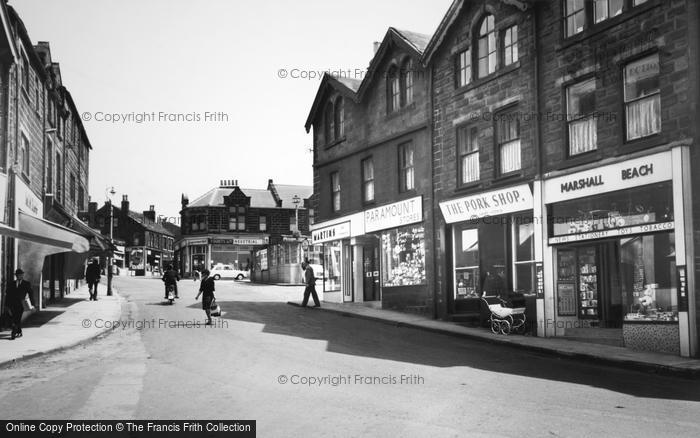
[577,247,599,319]
[556,246,599,319]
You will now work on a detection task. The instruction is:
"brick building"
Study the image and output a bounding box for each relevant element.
[306,28,435,312]
[85,196,175,276]
[177,179,313,284]
[0,2,101,315]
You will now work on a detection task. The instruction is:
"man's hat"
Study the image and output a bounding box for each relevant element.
[15,268,24,275]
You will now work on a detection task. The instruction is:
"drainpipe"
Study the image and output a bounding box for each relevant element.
[428,63,439,320]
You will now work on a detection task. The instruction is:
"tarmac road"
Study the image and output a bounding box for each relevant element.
[0,276,699,437]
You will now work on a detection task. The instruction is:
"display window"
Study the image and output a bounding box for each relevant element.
[381,225,426,287]
[513,220,536,296]
[454,226,479,298]
[323,241,342,292]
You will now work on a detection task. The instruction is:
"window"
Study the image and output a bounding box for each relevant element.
[46,139,53,193]
[513,218,536,295]
[634,0,648,4]
[334,97,344,139]
[624,54,660,140]
[398,142,415,192]
[259,215,267,232]
[594,0,623,23]
[70,174,76,204]
[565,0,586,36]
[324,102,334,144]
[34,77,40,111]
[456,49,471,88]
[55,152,62,201]
[362,157,375,202]
[229,206,246,231]
[20,133,30,177]
[78,187,84,210]
[388,67,400,112]
[496,109,521,174]
[567,78,597,155]
[21,53,29,91]
[457,125,479,184]
[503,25,518,66]
[477,15,496,78]
[402,58,414,105]
[290,213,298,232]
[381,225,426,287]
[331,172,340,212]
[454,226,479,298]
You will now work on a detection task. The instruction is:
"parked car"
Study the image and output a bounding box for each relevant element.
[210,264,249,280]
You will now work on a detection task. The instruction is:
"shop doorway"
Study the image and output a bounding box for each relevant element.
[191,254,205,273]
[362,244,380,301]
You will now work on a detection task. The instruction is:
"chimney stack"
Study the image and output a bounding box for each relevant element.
[121,194,129,217]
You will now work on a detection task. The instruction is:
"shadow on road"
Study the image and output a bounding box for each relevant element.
[194,300,700,402]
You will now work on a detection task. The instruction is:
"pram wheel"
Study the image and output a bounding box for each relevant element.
[490,320,501,334]
[490,319,511,335]
[499,319,511,335]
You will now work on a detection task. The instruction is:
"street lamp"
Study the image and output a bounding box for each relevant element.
[292,194,302,263]
[106,186,116,296]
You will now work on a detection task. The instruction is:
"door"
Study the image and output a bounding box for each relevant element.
[363,244,380,301]
[191,254,205,273]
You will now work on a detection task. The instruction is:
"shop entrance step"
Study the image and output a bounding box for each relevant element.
[563,328,624,347]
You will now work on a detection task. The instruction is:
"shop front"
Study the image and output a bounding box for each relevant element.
[311,219,355,303]
[543,148,696,356]
[179,235,268,277]
[439,184,541,329]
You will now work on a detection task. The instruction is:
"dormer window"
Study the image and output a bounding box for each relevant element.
[334,97,344,139]
[388,57,417,113]
[324,102,335,145]
[388,66,400,112]
[402,58,414,105]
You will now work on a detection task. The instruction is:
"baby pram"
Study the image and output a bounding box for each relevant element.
[481,295,526,335]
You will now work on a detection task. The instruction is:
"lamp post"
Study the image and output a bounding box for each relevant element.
[292,194,302,262]
[106,186,116,296]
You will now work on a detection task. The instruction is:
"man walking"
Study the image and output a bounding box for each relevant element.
[85,259,101,301]
[300,260,320,308]
[4,268,34,340]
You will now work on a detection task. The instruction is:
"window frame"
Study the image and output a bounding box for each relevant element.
[334,96,345,139]
[398,142,415,193]
[477,14,496,78]
[20,132,30,178]
[330,171,341,212]
[387,66,401,113]
[401,58,414,106]
[566,77,598,156]
[457,124,480,186]
[361,157,375,203]
[495,107,522,175]
[324,101,335,145]
[623,53,661,142]
[259,215,267,232]
[455,48,471,88]
[502,25,519,67]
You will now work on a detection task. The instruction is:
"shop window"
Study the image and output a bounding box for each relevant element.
[398,142,415,192]
[502,25,518,66]
[594,0,623,23]
[621,232,677,321]
[362,157,375,203]
[624,54,660,140]
[565,0,586,36]
[496,108,521,174]
[457,125,479,184]
[388,66,400,113]
[259,215,267,232]
[479,220,509,297]
[513,219,536,295]
[455,48,471,88]
[401,58,414,105]
[567,78,597,155]
[334,97,344,139]
[381,225,426,287]
[331,172,341,212]
[323,241,342,292]
[454,226,480,298]
[477,15,496,78]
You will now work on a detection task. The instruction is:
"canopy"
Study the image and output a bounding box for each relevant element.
[0,211,90,252]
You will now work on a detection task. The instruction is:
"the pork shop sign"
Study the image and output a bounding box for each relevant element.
[365,196,422,233]
[439,184,533,224]
[544,151,673,203]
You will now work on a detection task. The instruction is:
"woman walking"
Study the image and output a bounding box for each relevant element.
[195,269,216,325]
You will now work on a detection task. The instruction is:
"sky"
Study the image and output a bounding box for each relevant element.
[12,0,453,222]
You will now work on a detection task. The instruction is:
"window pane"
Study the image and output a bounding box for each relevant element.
[500,140,521,174]
[594,0,609,23]
[461,152,480,184]
[626,95,661,140]
[515,221,534,261]
[567,79,596,118]
[624,55,659,101]
[381,226,426,286]
[569,117,597,155]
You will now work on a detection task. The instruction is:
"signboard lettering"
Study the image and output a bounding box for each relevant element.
[364,196,422,233]
[311,222,350,244]
[439,184,533,224]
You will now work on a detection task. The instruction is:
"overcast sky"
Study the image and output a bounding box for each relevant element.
[12,0,453,222]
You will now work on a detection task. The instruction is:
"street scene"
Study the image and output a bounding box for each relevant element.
[1,0,700,437]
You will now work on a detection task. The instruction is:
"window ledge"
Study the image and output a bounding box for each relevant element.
[454,181,483,194]
[454,61,521,95]
[324,137,346,149]
[493,171,524,184]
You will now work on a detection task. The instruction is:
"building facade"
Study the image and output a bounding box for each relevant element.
[307,28,436,313]
[178,179,313,284]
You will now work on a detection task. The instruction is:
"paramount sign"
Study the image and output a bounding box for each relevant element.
[364,196,422,233]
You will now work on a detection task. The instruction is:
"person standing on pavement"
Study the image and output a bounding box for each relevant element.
[162,264,180,299]
[4,268,35,340]
[85,259,101,301]
[195,269,216,325]
[300,261,320,308]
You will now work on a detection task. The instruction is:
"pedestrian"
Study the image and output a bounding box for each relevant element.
[162,264,180,299]
[4,268,35,340]
[192,269,200,282]
[300,261,320,308]
[195,269,216,325]
[85,259,101,301]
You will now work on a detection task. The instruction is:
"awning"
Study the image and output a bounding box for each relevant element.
[67,216,115,254]
[0,211,90,252]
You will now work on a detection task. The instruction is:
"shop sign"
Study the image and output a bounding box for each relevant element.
[211,237,267,245]
[544,151,672,203]
[15,177,42,218]
[365,196,422,233]
[439,184,533,224]
[187,238,209,246]
[257,249,268,271]
[312,221,350,243]
[282,236,303,242]
[548,221,674,245]
[677,266,688,312]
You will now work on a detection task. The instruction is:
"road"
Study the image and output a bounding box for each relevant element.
[1,276,699,437]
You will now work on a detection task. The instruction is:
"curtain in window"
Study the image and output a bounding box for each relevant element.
[627,95,660,140]
[569,117,597,155]
[461,152,479,183]
[500,140,521,174]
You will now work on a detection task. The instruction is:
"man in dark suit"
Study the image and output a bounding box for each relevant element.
[300,261,320,308]
[4,268,34,340]
[85,259,101,301]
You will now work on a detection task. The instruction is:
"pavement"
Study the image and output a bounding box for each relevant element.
[288,299,700,379]
[0,281,122,367]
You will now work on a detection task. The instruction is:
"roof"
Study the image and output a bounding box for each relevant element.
[0,0,18,62]
[304,74,362,132]
[273,184,313,208]
[394,29,432,53]
[421,0,530,64]
[188,187,277,208]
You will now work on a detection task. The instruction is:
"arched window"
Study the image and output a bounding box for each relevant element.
[401,58,414,106]
[477,15,496,78]
[334,97,344,139]
[324,101,335,144]
[388,66,400,113]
